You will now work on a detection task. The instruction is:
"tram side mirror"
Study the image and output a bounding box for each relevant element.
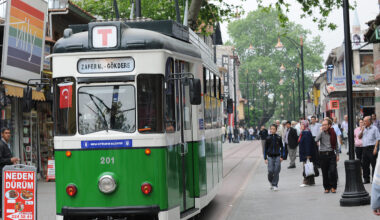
[23,87,32,112]
[189,78,201,105]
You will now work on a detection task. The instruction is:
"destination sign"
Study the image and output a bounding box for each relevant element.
[78,57,135,74]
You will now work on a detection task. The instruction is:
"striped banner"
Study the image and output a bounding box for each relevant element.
[1,0,47,83]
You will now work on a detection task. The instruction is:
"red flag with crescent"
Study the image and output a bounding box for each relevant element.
[59,83,73,109]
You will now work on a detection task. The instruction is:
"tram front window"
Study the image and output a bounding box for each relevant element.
[78,85,136,135]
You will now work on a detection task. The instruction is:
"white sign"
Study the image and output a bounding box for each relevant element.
[92,26,117,48]
[78,57,135,74]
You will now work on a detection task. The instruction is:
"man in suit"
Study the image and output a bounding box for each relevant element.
[0,128,19,214]
[285,121,298,168]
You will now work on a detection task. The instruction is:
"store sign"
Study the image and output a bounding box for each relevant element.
[92,26,117,48]
[46,159,55,181]
[332,74,371,89]
[78,58,135,74]
[1,0,47,83]
[3,165,36,220]
[326,65,333,84]
[330,100,339,110]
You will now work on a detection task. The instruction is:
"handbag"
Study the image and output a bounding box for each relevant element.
[304,159,315,177]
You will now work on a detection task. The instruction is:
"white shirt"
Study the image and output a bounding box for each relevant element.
[310,123,321,137]
[362,125,380,147]
[295,123,301,136]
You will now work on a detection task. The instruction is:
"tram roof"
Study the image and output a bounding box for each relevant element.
[53,21,202,59]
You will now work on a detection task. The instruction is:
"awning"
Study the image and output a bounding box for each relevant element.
[4,83,46,101]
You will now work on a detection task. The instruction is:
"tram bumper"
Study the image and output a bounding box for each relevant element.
[60,205,160,218]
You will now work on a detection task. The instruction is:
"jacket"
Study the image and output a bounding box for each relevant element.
[0,140,13,175]
[287,127,298,149]
[299,130,317,163]
[264,134,284,160]
[259,129,268,140]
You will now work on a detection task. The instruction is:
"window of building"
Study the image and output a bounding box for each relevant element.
[360,52,374,75]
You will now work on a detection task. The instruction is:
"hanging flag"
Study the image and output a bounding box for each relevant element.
[59,83,73,109]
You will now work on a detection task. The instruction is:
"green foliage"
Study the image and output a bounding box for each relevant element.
[72,0,245,35]
[256,0,356,30]
[229,9,324,126]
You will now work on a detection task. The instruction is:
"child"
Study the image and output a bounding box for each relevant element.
[264,124,285,191]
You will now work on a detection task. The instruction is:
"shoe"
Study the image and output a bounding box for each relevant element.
[324,189,330,193]
[287,165,296,169]
[331,188,336,193]
[272,186,279,191]
[300,184,308,187]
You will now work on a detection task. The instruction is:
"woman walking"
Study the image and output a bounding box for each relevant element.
[299,120,317,187]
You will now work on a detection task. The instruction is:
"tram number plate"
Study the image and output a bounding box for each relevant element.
[100,157,115,165]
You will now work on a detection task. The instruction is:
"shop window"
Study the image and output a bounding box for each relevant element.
[137,74,164,133]
[54,77,76,135]
[165,58,176,133]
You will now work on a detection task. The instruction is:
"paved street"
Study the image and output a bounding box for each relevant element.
[30,141,379,219]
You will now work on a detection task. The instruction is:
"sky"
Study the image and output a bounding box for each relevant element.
[221,0,379,65]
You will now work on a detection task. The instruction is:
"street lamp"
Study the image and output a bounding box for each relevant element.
[280,63,286,72]
[275,36,306,119]
[292,78,296,120]
[339,0,370,206]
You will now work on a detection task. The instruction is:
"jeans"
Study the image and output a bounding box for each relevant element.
[320,152,338,190]
[288,147,297,167]
[362,146,377,181]
[267,156,281,187]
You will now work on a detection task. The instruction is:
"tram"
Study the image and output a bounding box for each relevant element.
[51,20,224,220]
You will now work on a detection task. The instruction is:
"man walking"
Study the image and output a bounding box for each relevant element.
[264,124,284,191]
[0,128,19,214]
[341,115,349,150]
[332,117,343,153]
[373,114,380,132]
[285,121,298,168]
[310,116,321,139]
[259,126,268,155]
[315,119,339,193]
[359,116,380,184]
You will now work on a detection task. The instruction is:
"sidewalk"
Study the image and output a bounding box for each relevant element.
[227,146,377,220]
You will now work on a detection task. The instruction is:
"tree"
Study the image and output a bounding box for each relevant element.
[72,0,245,34]
[256,0,356,30]
[228,9,324,126]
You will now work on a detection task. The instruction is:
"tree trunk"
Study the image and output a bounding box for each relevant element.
[188,0,203,29]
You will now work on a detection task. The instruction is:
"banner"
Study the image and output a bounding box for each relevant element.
[59,83,73,109]
[1,0,47,83]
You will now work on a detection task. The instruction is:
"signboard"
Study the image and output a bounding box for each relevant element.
[81,139,133,149]
[77,57,135,74]
[326,65,333,84]
[92,26,117,48]
[330,100,339,110]
[46,159,55,181]
[3,165,36,220]
[1,0,48,83]
[332,74,372,89]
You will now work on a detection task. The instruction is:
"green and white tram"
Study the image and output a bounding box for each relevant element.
[51,20,224,220]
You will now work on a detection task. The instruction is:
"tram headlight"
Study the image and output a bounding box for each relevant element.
[98,175,117,194]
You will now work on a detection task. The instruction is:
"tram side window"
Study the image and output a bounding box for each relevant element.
[138,74,164,133]
[54,77,76,135]
[165,58,176,132]
[204,69,212,129]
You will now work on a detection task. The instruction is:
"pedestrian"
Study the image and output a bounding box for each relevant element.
[249,127,254,140]
[359,116,380,184]
[332,117,343,153]
[259,125,268,155]
[239,126,244,142]
[341,115,349,150]
[310,116,321,139]
[276,120,283,137]
[354,119,364,162]
[372,114,380,132]
[285,121,298,169]
[264,124,284,191]
[228,126,233,143]
[299,120,317,187]
[315,119,339,193]
[295,118,303,136]
[0,128,20,214]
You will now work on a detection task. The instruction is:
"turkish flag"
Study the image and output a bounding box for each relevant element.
[59,83,73,109]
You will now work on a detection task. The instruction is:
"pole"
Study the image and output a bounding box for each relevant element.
[113,0,120,19]
[300,39,305,119]
[297,64,301,119]
[340,0,370,206]
[233,50,239,143]
[292,81,295,120]
[246,70,249,127]
[135,0,141,18]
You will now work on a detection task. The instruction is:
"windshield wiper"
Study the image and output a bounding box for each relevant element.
[80,91,109,132]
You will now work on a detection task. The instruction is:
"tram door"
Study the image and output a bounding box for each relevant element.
[178,64,195,213]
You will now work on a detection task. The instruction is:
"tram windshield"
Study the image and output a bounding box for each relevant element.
[78,85,136,134]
